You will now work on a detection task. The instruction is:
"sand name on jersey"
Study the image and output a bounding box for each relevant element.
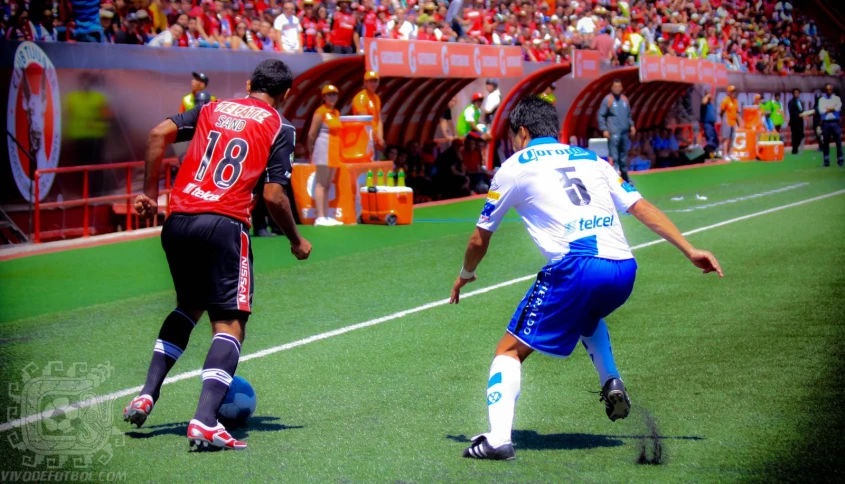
[214,102,273,126]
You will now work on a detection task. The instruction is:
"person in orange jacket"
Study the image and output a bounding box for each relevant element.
[351,71,385,155]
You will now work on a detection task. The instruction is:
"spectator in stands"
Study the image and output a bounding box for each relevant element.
[274,1,302,53]
[301,1,320,52]
[33,7,58,42]
[386,7,416,40]
[456,93,488,139]
[591,26,615,65]
[186,14,218,48]
[482,79,501,125]
[308,84,343,227]
[329,0,357,54]
[70,0,104,42]
[701,91,720,158]
[100,9,117,43]
[115,12,147,45]
[352,71,385,154]
[230,21,260,50]
[148,22,183,47]
[5,9,33,41]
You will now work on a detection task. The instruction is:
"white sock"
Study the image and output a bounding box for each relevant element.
[486,355,521,447]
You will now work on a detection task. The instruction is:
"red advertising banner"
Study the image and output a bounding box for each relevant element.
[639,56,728,87]
[572,49,602,79]
[364,39,523,78]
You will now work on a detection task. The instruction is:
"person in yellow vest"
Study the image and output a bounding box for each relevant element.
[179,72,216,113]
[352,71,385,155]
[308,84,344,227]
[538,83,557,105]
[644,39,662,57]
[64,72,112,190]
[628,30,644,62]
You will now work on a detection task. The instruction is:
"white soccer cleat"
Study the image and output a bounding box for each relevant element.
[325,218,343,226]
[187,419,247,450]
[123,394,154,428]
[314,217,333,227]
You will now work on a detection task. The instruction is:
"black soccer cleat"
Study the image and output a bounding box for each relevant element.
[600,378,631,422]
[462,434,515,461]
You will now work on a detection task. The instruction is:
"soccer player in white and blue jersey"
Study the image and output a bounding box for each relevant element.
[450,96,723,461]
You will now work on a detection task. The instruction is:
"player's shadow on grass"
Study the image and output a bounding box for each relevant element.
[447,431,624,450]
[447,431,705,451]
[124,416,303,440]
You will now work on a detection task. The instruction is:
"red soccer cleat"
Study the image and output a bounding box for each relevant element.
[123,394,154,428]
[187,419,247,450]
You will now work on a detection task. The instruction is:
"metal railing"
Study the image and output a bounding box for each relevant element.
[33,159,178,243]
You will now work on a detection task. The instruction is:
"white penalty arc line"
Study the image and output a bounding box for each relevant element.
[662,182,810,213]
[2,188,844,433]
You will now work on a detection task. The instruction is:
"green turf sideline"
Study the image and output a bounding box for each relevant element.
[3,187,842,434]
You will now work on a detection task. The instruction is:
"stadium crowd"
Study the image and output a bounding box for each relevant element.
[4,0,843,75]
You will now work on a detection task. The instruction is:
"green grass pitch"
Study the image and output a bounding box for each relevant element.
[0,153,844,482]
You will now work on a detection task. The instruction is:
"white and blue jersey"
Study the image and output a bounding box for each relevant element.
[477,139,642,261]
[478,137,641,357]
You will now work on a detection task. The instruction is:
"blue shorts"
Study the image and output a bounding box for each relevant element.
[507,256,637,358]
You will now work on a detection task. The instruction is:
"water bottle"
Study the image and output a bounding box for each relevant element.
[377,169,384,186]
[387,170,395,187]
[366,170,374,188]
[398,169,406,187]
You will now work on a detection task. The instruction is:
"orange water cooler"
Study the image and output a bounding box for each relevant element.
[359,186,414,225]
[757,140,785,162]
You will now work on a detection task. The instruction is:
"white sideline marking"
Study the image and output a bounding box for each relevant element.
[2,189,844,433]
[662,183,810,213]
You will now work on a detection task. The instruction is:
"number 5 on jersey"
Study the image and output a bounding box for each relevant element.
[195,130,249,189]
[561,167,591,206]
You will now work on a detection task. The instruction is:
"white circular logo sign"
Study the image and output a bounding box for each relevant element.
[368,40,379,73]
[499,48,507,76]
[7,42,61,202]
[441,45,450,75]
[408,42,417,74]
[473,47,482,76]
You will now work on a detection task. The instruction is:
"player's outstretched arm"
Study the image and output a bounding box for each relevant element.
[135,119,178,219]
[263,182,312,261]
[628,199,723,277]
[450,227,493,304]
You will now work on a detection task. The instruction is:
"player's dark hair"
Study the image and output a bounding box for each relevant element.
[249,60,293,97]
[612,78,622,85]
[508,96,560,139]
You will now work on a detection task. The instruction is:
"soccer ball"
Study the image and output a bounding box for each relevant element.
[218,376,256,425]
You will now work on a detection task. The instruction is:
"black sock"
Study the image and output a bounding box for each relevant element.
[193,333,241,427]
[140,310,196,402]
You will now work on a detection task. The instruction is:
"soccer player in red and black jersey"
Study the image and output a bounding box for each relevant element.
[124,60,311,451]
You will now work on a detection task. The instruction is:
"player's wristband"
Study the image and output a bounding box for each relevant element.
[460,267,476,280]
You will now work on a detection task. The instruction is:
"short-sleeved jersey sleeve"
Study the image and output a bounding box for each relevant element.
[601,160,643,213]
[265,123,295,186]
[168,105,203,143]
[477,168,519,232]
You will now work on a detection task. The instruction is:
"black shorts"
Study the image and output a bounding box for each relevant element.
[161,213,254,321]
